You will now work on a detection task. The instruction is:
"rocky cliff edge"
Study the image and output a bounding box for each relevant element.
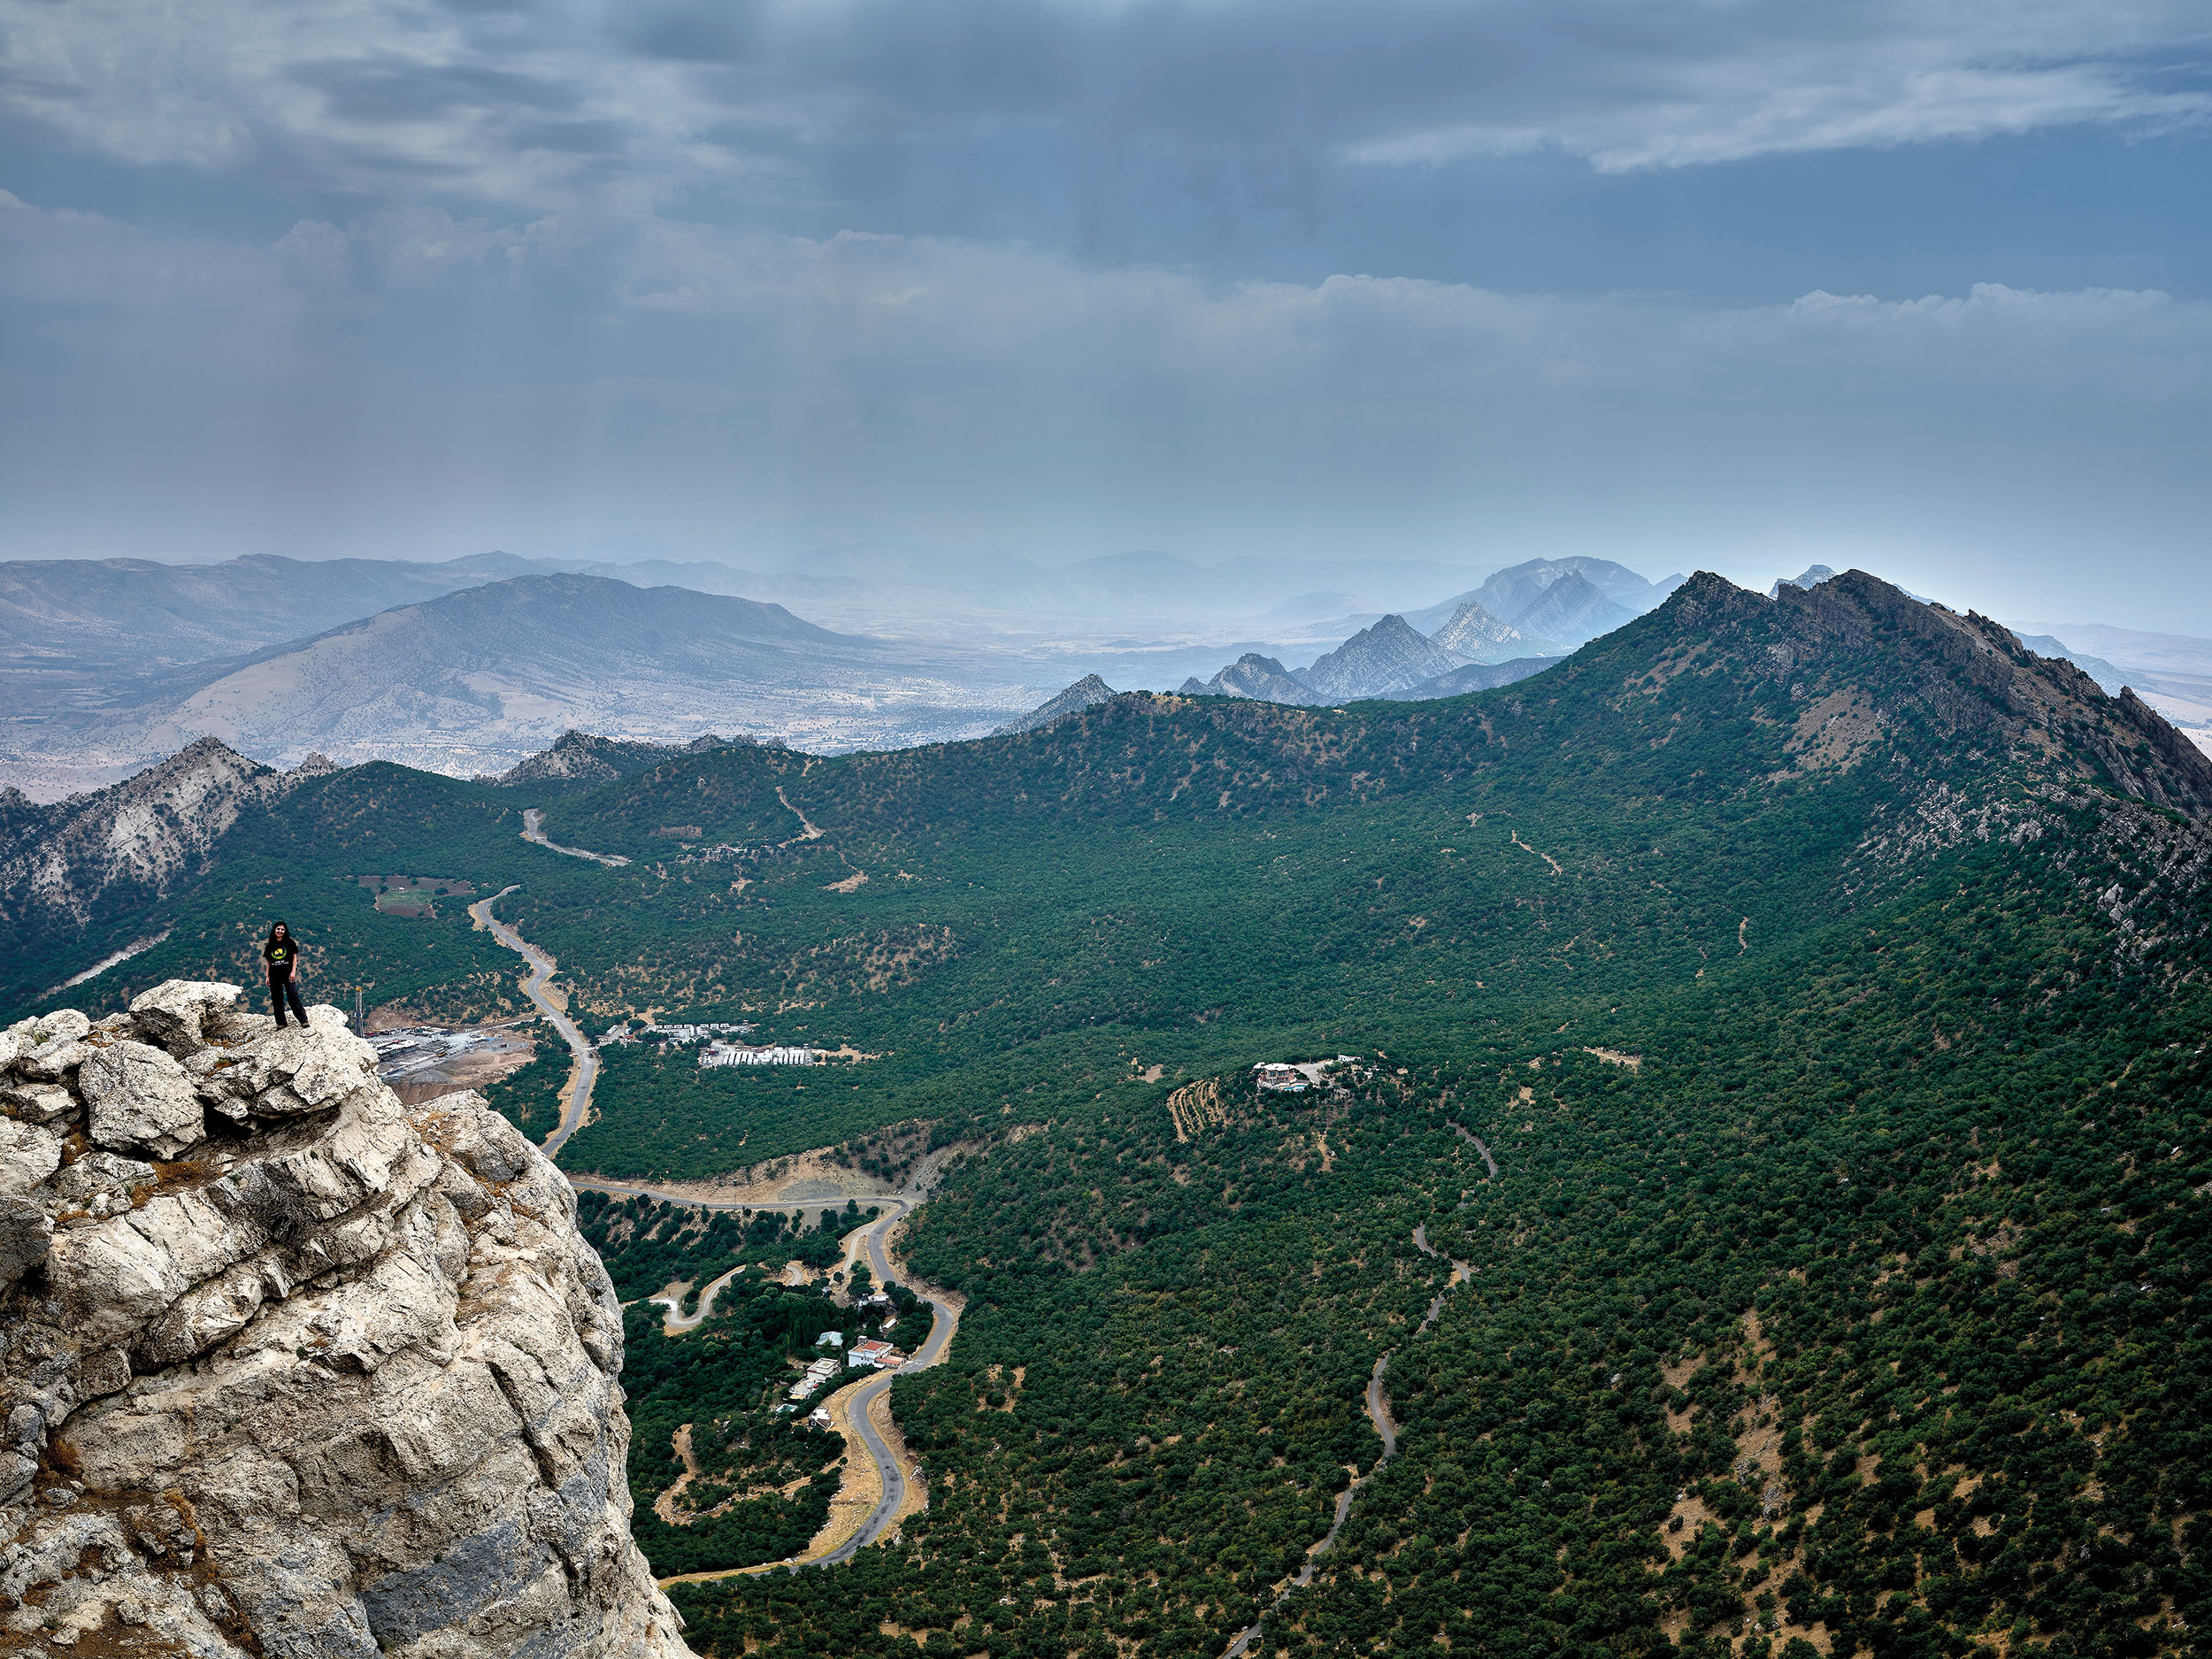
[0,980,691,1658]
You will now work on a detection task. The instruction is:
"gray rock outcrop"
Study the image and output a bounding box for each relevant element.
[0,981,691,1658]
[995,674,1117,735]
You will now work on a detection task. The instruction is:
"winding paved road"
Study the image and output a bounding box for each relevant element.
[637,1196,915,1334]
[465,844,963,1579]
[815,1207,960,1564]
[468,885,597,1156]
[655,1200,963,1582]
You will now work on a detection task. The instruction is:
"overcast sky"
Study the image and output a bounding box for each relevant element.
[3,0,2209,629]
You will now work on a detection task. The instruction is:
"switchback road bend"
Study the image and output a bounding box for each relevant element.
[520,807,632,867]
[652,1199,963,1583]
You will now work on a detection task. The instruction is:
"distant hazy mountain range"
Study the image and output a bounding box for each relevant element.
[1430,599,1558,664]
[1,545,1486,656]
[0,546,1512,798]
[1400,556,1683,636]
[0,551,546,669]
[1172,556,1674,707]
[2,572,1041,795]
[18,544,2199,802]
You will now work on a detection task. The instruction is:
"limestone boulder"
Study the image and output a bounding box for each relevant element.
[13,1041,88,1083]
[230,1010,382,1118]
[80,1039,208,1160]
[0,1080,78,1124]
[129,978,244,1058]
[0,1195,49,1296]
[4,1010,91,1087]
[5,1008,90,1054]
[0,987,690,1659]
[0,1120,65,1194]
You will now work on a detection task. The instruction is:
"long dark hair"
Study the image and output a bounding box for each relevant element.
[265,921,291,946]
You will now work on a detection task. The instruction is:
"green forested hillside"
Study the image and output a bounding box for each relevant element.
[4,571,2208,1658]
[674,817,2211,1658]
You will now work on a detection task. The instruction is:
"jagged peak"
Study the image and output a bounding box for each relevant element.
[995,674,1118,735]
[488,728,744,789]
[162,734,266,773]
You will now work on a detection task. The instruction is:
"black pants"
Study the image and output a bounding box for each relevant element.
[269,972,307,1026]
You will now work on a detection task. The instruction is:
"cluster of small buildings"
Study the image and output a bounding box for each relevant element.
[700,1041,819,1069]
[1254,1055,1362,1093]
[777,1330,907,1418]
[815,1329,901,1369]
[631,1021,756,1045]
[856,1290,897,1332]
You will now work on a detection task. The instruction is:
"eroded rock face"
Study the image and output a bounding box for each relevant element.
[0,982,691,1658]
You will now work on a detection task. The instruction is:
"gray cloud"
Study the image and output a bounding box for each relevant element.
[4,0,2205,217]
[291,58,581,124]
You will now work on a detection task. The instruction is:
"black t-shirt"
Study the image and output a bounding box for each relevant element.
[263,938,298,974]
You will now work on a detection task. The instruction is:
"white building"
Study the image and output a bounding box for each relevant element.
[645,1021,757,1046]
[787,1356,841,1401]
[700,1042,818,1069]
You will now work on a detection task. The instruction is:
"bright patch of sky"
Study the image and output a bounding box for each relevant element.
[3,0,2209,627]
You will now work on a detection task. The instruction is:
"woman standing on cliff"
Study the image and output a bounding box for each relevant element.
[263,921,308,1027]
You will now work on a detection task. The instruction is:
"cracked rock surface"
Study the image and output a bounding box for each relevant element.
[0,981,692,1657]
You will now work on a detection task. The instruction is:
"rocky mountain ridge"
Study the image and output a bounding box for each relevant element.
[1297,615,1460,701]
[1402,556,1683,637]
[0,979,689,1656]
[1667,571,2212,817]
[1176,557,1680,707]
[0,738,333,935]
[1178,654,1318,703]
[1506,571,1636,649]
